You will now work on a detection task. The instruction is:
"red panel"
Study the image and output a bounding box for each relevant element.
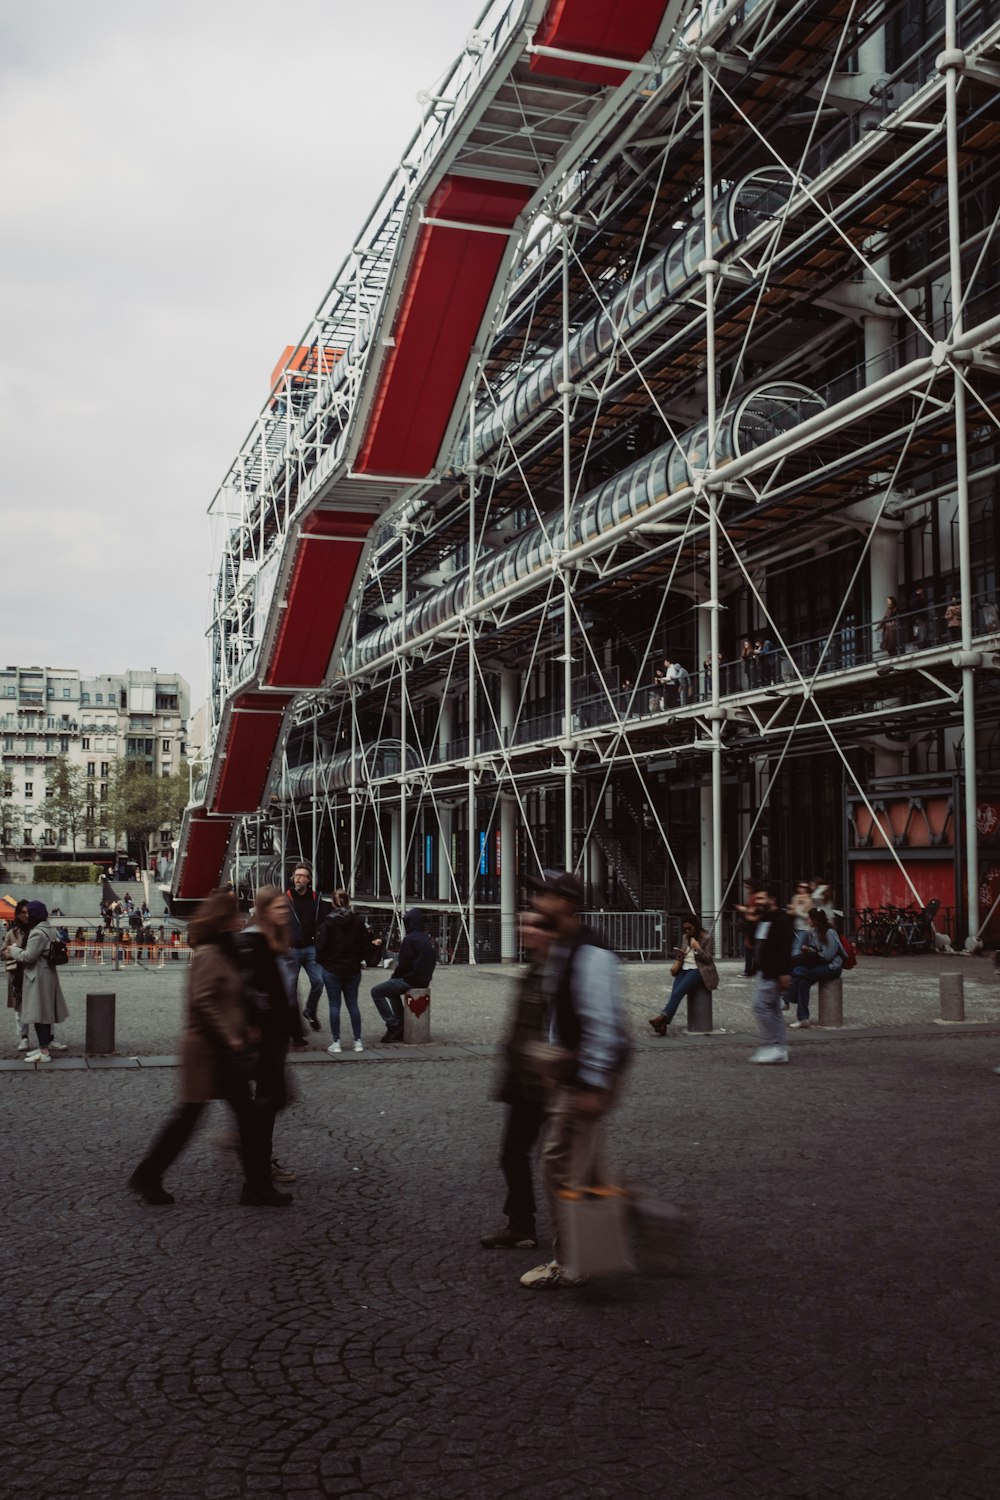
[176,816,234,900]
[852,860,956,917]
[530,0,669,84]
[212,693,289,815]
[264,511,376,687]
[356,176,531,478]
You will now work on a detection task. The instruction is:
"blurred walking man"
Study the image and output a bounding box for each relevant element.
[519,871,631,1290]
[747,888,794,1064]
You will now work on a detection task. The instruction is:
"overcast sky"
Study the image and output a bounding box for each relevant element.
[0,0,480,713]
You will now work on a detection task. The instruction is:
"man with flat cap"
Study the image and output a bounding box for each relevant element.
[519,870,631,1290]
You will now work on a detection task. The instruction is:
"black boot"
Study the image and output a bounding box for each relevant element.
[128,1167,175,1206]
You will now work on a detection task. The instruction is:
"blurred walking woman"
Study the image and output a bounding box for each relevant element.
[128,889,287,1208]
[8,901,68,1062]
[237,886,304,1184]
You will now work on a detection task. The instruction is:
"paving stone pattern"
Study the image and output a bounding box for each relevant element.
[7,952,1000,1063]
[4,1013,1000,1498]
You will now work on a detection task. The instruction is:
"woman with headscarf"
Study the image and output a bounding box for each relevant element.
[128,888,289,1208]
[7,901,69,1062]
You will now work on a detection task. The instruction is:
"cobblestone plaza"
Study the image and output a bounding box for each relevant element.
[4,959,1000,1499]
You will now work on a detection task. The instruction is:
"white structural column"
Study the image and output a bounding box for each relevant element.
[437,693,455,904]
[941,1,980,939]
[466,384,479,962]
[390,808,402,897]
[398,522,409,916]
[701,50,724,930]
[559,218,575,872]
[499,668,518,960]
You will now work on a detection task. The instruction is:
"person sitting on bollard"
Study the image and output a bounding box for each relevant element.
[128,888,289,1208]
[370,908,436,1043]
[480,910,558,1252]
[788,908,843,1029]
[648,914,718,1036]
[8,901,69,1062]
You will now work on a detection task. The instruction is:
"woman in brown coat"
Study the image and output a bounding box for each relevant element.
[128,889,291,1208]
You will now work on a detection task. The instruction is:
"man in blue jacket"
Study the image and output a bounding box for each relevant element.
[370,908,436,1043]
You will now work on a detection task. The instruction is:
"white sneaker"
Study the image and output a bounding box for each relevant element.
[788,1021,809,1030]
[353,1039,364,1052]
[327,1040,342,1054]
[519,1260,585,1290]
[17,1037,29,1051]
[49,1039,68,1051]
[24,1049,51,1063]
[749,1046,789,1065]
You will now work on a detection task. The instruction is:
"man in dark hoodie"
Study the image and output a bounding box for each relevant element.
[746,887,794,1065]
[370,908,436,1043]
[283,864,330,1031]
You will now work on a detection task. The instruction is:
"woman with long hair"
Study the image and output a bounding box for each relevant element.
[4,898,32,1050]
[128,889,289,1207]
[649,914,719,1036]
[315,888,378,1053]
[788,908,843,1028]
[237,885,304,1183]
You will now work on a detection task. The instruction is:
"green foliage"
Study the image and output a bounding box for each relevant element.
[33,863,101,884]
[107,762,190,869]
[40,755,89,854]
[0,771,20,846]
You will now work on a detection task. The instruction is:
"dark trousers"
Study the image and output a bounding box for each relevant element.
[35,1022,53,1048]
[500,1083,547,1235]
[371,976,410,1027]
[138,1080,270,1192]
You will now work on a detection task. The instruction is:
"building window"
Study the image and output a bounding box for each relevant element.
[101,762,110,777]
[81,692,90,704]
[46,738,56,752]
[62,688,70,699]
[2,738,10,751]
[87,762,95,777]
[162,739,170,753]
[82,737,90,750]
[24,738,34,752]
[23,828,32,844]
[96,693,103,703]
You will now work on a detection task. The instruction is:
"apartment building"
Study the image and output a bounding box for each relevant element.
[0,665,190,861]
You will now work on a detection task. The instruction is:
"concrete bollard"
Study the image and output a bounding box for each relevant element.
[403,988,431,1045]
[686,985,714,1035]
[939,972,965,1022]
[818,977,843,1028]
[85,992,116,1054]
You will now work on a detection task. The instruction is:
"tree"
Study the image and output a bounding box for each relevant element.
[0,771,21,851]
[107,762,191,871]
[40,755,88,855]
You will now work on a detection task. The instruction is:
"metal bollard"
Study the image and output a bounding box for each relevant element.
[818,977,844,1027]
[403,988,431,1044]
[85,993,116,1054]
[686,985,714,1034]
[939,973,965,1022]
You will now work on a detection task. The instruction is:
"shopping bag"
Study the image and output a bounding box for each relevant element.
[557,1186,635,1280]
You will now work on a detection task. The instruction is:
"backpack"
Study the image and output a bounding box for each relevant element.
[838,935,857,971]
[47,936,69,968]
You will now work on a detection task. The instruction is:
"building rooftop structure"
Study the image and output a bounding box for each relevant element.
[177,0,1000,957]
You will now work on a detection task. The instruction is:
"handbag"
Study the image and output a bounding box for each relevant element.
[558,1186,635,1280]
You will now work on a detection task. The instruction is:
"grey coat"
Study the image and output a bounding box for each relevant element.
[9,922,69,1025]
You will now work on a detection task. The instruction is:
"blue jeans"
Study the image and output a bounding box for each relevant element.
[284,945,325,1017]
[324,971,362,1042]
[751,976,787,1046]
[370,977,410,1028]
[661,967,703,1023]
[789,962,840,1021]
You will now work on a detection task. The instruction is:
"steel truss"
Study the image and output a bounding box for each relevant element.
[223,0,1000,955]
